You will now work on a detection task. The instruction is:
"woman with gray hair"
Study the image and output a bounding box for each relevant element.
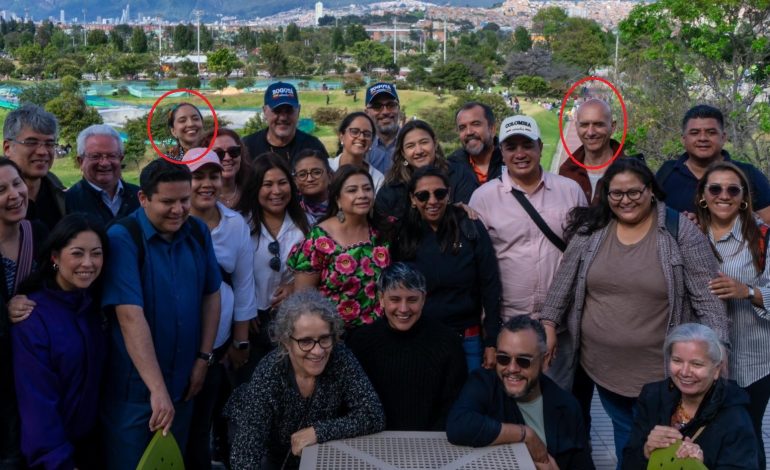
[623,323,758,468]
[225,290,385,469]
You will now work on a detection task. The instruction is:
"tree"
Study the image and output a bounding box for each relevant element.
[515,75,550,99]
[234,76,255,90]
[234,27,257,50]
[177,75,201,89]
[260,43,288,76]
[242,113,267,136]
[210,76,228,92]
[0,57,14,76]
[551,18,610,73]
[177,59,198,77]
[207,48,242,77]
[331,27,345,53]
[13,43,45,78]
[109,29,125,52]
[345,24,369,46]
[45,78,103,154]
[131,27,148,53]
[109,54,149,80]
[87,30,109,47]
[35,21,53,48]
[173,24,195,51]
[513,26,532,52]
[351,40,391,73]
[123,114,148,167]
[427,62,474,90]
[285,23,301,42]
[50,29,71,52]
[531,6,568,46]
[19,82,61,106]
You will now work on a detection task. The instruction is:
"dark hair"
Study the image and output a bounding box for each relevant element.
[336,112,376,155]
[455,102,495,127]
[682,104,724,132]
[385,120,448,185]
[396,166,462,258]
[564,158,666,239]
[139,159,192,197]
[323,164,375,223]
[197,127,254,189]
[293,148,332,173]
[501,315,547,355]
[695,162,763,273]
[236,152,310,238]
[18,214,109,296]
[167,102,203,129]
[0,157,24,179]
[377,262,427,294]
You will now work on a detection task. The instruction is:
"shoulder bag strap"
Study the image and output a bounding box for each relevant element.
[510,188,567,252]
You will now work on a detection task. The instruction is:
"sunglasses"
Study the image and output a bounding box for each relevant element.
[367,101,399,112]
[212,146,242,160]
[706,184,742,198]
[495,354,535,369]
[268,241,280,272]
[413,188,449,203]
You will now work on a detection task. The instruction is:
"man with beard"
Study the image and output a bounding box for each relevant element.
[449,102,504,187]
[243,82,329,165]
[446,315,594,470]
[364,82,401,174]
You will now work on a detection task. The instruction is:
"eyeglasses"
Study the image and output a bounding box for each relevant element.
[706,184,742,198]
[83,153,122,162]
[294,168,325,180]
[12,138,59,151]
[495,354,535,369]
[413,188,449,202]
[268,240,280,272]
[607,187,647,202]
[346,128,373,140]
[212,146,241,160]
[289,334,334,352]
[367,101,399,112]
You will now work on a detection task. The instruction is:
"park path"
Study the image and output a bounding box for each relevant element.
[549,116,581,174]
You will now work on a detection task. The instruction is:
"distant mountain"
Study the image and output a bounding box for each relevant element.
[7,0,498,22]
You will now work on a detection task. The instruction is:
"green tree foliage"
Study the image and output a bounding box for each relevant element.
[19,82,62,106]
[177,59,198,76]
[109,54,150,80]
[260,43,288,76]
[45,77,103,155]
[235,77,255,90]
[235,27,257,50]
[131,27,148,53]
[285,23,301,42]
[50,29,72,52]
[210,76,229,91]
[331,27,345,53]
[109,29,126,52]
[87,30,109,47]
[351,40,392,73]
[531,6,568,46]
[0,57,14,76]
[345,24,369,46]
[207,48,242,77]
[35,21,53,48]
[13,43,46,78]
[123,115,148,167]
[513,26,533,52]
[428,62,474,90]
[515,75,550,99]
[177,75,201,89]
[242,113,267,136]
[173,24,195,51]
[551,18,610,73]
[45,58,82,79]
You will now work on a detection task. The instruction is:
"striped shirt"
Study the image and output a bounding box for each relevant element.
[710,217,770,387]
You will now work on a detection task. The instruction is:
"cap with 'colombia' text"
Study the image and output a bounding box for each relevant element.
[264,82,299,109]
[499,115,541,142]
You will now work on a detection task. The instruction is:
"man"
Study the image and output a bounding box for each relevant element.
[559,98,627,204]
[469,116,586,323]
[657,104,770,223]
[449,102,504,187]
[2,104,65,230]
[446,315,594,469]
[348,263,467,431]
[364,82,401,174]
[242,82,329,164]
[66,124,140,225]
[100,159,221,470]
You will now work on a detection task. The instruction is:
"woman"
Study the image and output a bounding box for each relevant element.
[623,323,757,469]
[182,148,258,469]
[293,149,331,220]
[538,158,728,468]
[288,165,390,329]
[198,128,253,210]
[166,102,204,160]
[374,120,476,239]
[393,166,501,371]
[329,112,384,192]
[12,214,109,469]
[226,290,385,469]
[695,161,770,469]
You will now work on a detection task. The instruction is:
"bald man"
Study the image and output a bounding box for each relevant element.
[559,99,627,204]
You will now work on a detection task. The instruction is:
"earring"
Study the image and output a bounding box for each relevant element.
[699,199,708,208]
[52,263,59,271]
[337,210,346,223]
[650,195,656,203]
[740,201,748,210]
[402,160,409,166]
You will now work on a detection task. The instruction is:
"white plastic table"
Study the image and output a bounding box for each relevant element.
[299,431,536,469]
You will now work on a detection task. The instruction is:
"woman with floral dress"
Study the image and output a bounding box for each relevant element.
[288,165,390,329]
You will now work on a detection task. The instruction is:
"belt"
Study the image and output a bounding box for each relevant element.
[463,325,481,337]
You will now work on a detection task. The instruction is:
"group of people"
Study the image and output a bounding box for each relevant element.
[0,78,767,470]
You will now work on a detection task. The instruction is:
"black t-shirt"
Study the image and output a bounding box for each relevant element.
[242,128,329,165]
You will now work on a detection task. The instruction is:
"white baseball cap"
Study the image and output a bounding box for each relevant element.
[499,115,541,142]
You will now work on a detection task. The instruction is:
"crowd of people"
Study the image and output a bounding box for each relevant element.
[0,79,768,470]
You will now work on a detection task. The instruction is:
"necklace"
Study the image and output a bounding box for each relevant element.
[673,400,692,430]
[220,187,240,208]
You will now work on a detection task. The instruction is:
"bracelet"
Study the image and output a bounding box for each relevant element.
[519,425,527,443]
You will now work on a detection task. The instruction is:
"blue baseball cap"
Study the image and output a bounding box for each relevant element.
[264,82,299,109]
[365,83,399,106]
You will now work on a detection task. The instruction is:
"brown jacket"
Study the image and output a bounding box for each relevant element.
[558,139,626,205]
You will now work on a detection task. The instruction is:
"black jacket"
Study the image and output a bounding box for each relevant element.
[242,128,329,166]
[65,178,140,226]
[27,173,66,232]
[623,378,758,469]
[447,138,504,187]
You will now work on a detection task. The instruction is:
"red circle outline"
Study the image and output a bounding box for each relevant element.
[146,88,219,165]
[558,76,628,171]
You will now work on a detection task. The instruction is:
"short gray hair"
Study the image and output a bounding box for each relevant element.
[664,323,724,367]
[269,290,344,356]
[77,124,124,156]
[3,104,58,141]
[377,262,427,294]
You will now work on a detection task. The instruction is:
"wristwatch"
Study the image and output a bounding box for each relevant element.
[197,351,215,366]
[747,285,755,300]
[233,340,250,351]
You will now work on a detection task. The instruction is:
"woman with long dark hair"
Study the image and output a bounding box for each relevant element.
[166,102,204,160]
[197,128,253,210]
[329,112,384,192]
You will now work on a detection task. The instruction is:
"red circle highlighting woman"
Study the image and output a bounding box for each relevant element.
[147,88,219,165]
[558,77,628,171]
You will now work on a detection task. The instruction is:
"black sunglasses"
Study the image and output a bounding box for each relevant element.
[706,184,742,198]
[212,146,242,160]
[413,188,449,203]
[268,241,280,272]
[495,354,535,369]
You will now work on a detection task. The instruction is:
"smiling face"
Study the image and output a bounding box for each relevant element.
[576,101,616,154]
[78,134,123,192]
[170,104,203,150]
[365,95,400,139]
[702,169,744,226]
[264,104,299,141]
[3,126,56,180]
[669,340,720,402]
[294,156,329,199]
[0,165,28,225]
[607,171,654,226]
[191,165,223,212]
[682,117,727,162]
[139,181,191,239]
[258,168,291,218]
[456,105,495,157]
[496,328,544,402]
[340,116,374,161]
[401,129,436,169]
[380,285,425,332]
[500,135,542,183]
[337,173,374,217]
[52,230,104,291]
[213,134,241,181]
[286,313,333,379]
[410,175,449,229]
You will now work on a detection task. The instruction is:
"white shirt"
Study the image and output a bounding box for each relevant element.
[329,155,385,194]
[210,202,258,348]
[252,215,308,311]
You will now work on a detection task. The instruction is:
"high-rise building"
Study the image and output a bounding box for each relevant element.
[315,2,323,25]
[60,9,65,23]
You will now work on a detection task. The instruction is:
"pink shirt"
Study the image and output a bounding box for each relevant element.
[469,168,587,321]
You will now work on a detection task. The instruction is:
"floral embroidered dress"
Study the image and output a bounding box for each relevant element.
[287,225,390,328]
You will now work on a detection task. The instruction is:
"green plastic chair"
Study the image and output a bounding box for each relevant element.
[136,430,185,470]
[648,440,709,470]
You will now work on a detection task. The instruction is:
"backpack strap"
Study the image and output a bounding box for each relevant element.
[114,216,146,272]
[665,206,680,240]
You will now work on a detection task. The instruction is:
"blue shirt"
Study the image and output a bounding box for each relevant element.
[366,134,398,174]
[657,151,770,213]
[101,209,221,402]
